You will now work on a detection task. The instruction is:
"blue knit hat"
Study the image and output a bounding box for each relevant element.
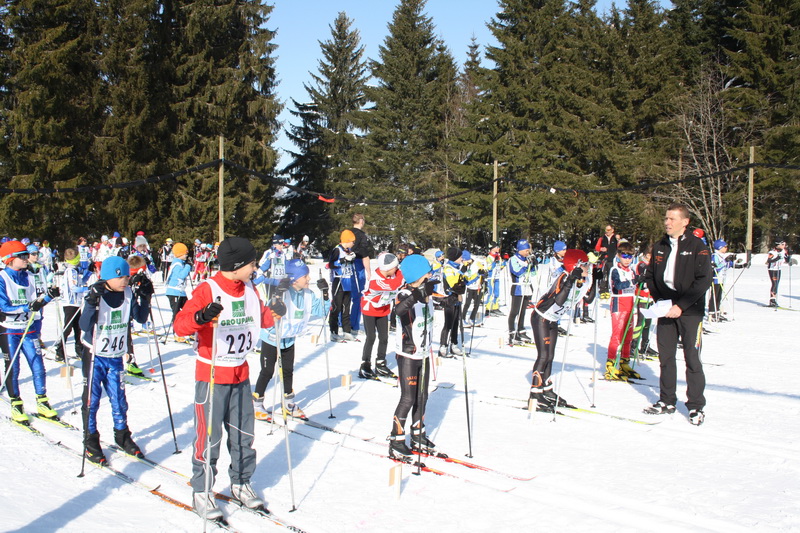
[713,239,727,250]
[26,244,39,254]
[461,250,472,262]
[400,254,432,284]
[553,240,567,252]
[285,258,310,282]
[516,239,531,251]
[100,256,130,280]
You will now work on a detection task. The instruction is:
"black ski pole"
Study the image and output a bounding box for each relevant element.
[148,309,180,454]
[79,301,101,478]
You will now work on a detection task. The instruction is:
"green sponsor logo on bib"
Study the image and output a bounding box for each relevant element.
[294,309,304,319]
[232,300,246,318]
[18,289,26,301]
[111,310,122,324]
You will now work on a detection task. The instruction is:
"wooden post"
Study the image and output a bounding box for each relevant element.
[218,136,225,241]
[492,160,499,243]
[746,146,755,256]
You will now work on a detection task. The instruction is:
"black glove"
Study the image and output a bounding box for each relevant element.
[88,262,97,273]
[460,264,469,273]
[277,277,292,293]
[47,286,61,299]
[85,281,107,308]
[478,269,487,277]
[633,274,646,285]
[568,266,583,282]
[316,278,329,300]
[411,286,427,303]
[30,298,45,312]
[137,277,154,298]
[195,302,224,325]
[269,297,287,318]
[451,279,466,295]
[424,279,438,296]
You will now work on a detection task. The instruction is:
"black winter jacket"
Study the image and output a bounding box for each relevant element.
[644,232,712,316]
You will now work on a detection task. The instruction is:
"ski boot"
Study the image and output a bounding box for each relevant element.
[54,347,66,363]
[193,491,223,520]
[114,427,143,458]
[411,427,436,454]
[84,431,107,465]
[231,482,265,510]
[358,362,377,379]
[517,331,532,343]
[283,402,306,420]
[600,292,611,300]
[767,299,778,308]
[284,390,295,401]
[253,393,270,421]
[643,401,676,415]
[439,344,454,358]
[528,390,554,413]
[688,409,705,426]
[449,344,463,357]
[126,356,145,378]
[557,327,569,337]
[10,397,30,424]
[508,333,520,346]
[375,360,398,379]
[542,388,575,409]
[388,433,413,460]
[36,394,59,419]
[619,361,642,379]
[604,360,628,381]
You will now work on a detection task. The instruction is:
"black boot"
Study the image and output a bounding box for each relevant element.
[358,362,376,379]
[543,387,575,409]
[114,427,143,457]
[84,432,107,465]
[410,427,436,453]
[375,360,397,379]
[388,433,413,459]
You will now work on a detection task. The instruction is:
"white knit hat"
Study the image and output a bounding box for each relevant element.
[377,252,399,272]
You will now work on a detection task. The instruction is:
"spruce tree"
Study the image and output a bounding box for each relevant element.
[281,12,369,248]
[0,0,104,243]
[170,0,281,250]
[360,0,458,248]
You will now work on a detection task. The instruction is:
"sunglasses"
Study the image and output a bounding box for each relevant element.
[14,253,30,260]
[619,253,633,259]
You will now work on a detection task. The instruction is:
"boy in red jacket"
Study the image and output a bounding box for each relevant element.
[359,252,404,380]
[175,237,285,520]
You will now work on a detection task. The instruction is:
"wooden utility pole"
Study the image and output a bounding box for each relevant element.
[746,146,755,256]
[492,160,499,243]
[218,136,225,241]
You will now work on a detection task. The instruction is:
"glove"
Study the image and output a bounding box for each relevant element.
[568,266,583,282]
[478,269,487,277]
[460,264,469,273]
[424,279,438,296]
[316,278,330,300]
[47,286,61,299]
[451,279,466,295]
[277,277,292,293]
[633,274,646,285]
[30,298,45,312]
[137,277,154,298]
[344,252,356,262]
[85,281,107,308]
[88,262,97,273]
[411,286,427,303]
[269,297,287,319]
[195,301,224,325]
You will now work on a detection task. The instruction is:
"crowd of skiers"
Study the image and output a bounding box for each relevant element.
[0,204,794,521]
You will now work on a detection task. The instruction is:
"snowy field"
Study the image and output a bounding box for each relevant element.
[1,256,798,533]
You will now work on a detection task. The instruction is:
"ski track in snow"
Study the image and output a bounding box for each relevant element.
[1,256,798,532]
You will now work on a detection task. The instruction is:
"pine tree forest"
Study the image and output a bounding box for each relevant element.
[1,0,797,255]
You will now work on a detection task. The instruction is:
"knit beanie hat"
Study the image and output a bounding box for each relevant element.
[285,259,310,282]
[446,247,460,262]
[562,249,589,273]
[172,243,189,258]
[377,252,399,272]
[516,239,531,251]
[134,235,148,248]
[100,256,130,280]
[340,230,356,244]
[713,239,727,250]
[217,237,257,272]
[461,250,472,262]
[553,240,567,253]
[400,254,432,284]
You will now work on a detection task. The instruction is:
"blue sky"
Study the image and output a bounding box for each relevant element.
[268,0,650,167]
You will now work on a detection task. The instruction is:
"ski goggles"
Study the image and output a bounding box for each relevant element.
[619,253,633,259]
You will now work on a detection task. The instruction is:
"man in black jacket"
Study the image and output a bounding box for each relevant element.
[643,203,712,425]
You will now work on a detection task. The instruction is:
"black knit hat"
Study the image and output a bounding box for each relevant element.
[217,237,257,272]
[446,247,460,262]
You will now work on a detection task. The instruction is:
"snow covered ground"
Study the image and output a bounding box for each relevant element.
[2,257,798,533]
